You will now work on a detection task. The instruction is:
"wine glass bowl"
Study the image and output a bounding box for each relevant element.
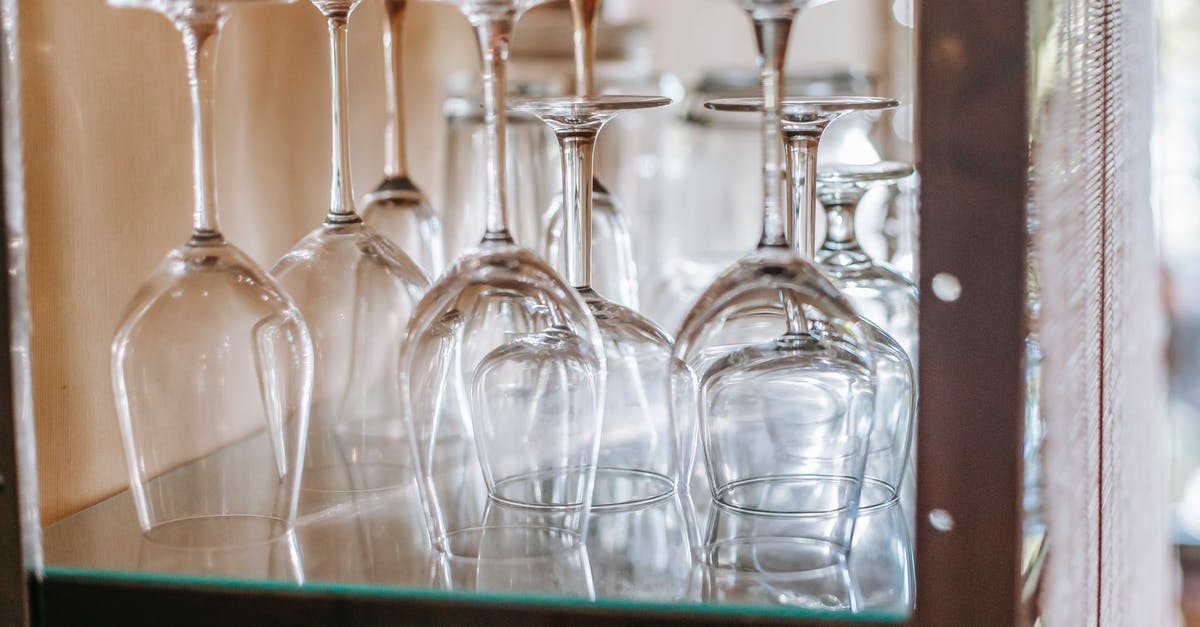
[403,243,605,549]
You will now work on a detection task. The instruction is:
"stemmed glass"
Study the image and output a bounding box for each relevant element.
[273,0,430,507]
[401,0,606,559]
[541,0,641,309]
[109,0,314,547]
[815,162,920,360]
[511,94,694,599]
[670,0,877,595]
[705,98,916,507]
[361,0,444,275]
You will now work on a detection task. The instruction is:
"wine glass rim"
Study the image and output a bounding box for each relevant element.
[817,161,916,184]
[704,96,900,114]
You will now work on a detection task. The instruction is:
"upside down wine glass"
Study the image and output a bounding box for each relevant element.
[512,94,694,600]
[541,0,641,309]
[401,0,606,559]
[110,0,314,546]
[273,0,429,508]
[361,0,444,275]
[669,1,877,598]
[706,97,915,503]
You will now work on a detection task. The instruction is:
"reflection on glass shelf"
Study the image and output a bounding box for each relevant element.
[43,432,909,621]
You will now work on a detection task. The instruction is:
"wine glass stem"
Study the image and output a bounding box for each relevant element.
[569,0,600,96]
[325,10,359,223]
[822,191,865,248]
[557,130,599,289]
[382,0,410,179]
[177,10,227,243]
[473,16,514,242]
[751,15,793,249]
[785,132,820,259]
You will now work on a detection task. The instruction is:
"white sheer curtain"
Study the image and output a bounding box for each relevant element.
[1033,0,1176,621]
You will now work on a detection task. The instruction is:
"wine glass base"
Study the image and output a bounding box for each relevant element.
[489,466,593,511]
[590,467,675,512]
[713,475,861,517]
[142,514,291,549]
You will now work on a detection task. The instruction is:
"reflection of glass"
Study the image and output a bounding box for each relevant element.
[138,530,304,583]
[586,496,694,601]
[273,0,430,509]
[361,0,444,275]
[109,0,314,546]
[815,162,919,360]
[513,95,676,511]
[402,0,605,556]
[434,501,595,598]
[294,480,432,586]
[700,504,856,610]
[671,0,876,573]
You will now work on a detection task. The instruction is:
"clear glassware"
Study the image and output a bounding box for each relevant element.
[540,0,641,309]
[361,0,444,276]
[401,0,606,558]
[847,479,914,614]
[815,161,919,361]
[643,72,882,330]
[433,501,595,597]
[512,95,675,509]
[272,0,429,509]
[671,0,877,576]
[699,506,856,610]
[511,94,694,599]
[109,0,314,547]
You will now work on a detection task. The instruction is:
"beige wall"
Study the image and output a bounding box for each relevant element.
[21,0,897,525]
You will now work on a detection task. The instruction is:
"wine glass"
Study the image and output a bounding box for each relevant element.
[510,93,694,599]
[816,161,919,360]
[706,98,917,524]
[109,0,314,547]
[401,0,606,558]
[361,0,444,276]
[540,0,641,309]
[273,0,430,509]
[671,0,877,576]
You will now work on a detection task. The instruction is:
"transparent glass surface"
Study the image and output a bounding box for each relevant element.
[273,0,431,513]
[42,432,904,620]
[108,0,314,547]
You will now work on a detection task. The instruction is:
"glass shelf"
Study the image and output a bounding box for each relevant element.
[41,432,908,623]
